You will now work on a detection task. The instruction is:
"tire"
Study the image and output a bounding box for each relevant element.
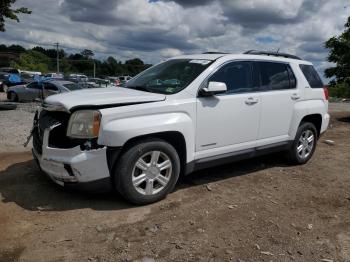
[8,92,18,102]
[114,138,180,205]
[0,103,17,110]
[288,122,317,165]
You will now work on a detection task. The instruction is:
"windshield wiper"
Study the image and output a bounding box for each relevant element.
[125,85,152,93]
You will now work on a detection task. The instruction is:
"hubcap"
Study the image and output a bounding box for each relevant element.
[132,151,172,195]
[297,129,314,159]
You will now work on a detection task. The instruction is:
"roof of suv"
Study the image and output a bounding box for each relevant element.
[173,53,311,64]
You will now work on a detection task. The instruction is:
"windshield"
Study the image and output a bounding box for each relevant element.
[125,59,212,94]
[63,83,81,91]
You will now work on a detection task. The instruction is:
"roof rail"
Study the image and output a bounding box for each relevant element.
[202,51,229,54]
[244,50,302,60]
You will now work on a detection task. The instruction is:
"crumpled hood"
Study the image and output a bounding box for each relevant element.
[44,87,166,111]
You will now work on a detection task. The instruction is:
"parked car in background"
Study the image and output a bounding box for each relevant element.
[85,78,111,88]
[0,72,10,92]
[0,67,20,74]
[69,74,88,82]
[108,76,132,86]
[44,73,64,79]
[0,71,25,92]
[7,80,81,102]
[118,76,132,85]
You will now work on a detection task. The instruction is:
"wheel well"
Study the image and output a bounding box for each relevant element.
[108,131,187,176]
[300,114,322,137]
[7,91,17,100]
[7,91,13,100]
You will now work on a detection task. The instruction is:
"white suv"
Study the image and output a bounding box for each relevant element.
[31,51,329,204]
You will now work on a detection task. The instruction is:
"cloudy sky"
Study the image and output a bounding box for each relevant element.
[2,0,350,81]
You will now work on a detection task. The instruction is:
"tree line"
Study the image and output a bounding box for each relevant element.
[325,17,350,98]
[0,44,152,77]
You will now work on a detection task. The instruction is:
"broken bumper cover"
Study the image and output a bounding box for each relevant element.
[32,127,112,192]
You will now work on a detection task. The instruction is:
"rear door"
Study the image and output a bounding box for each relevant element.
[255,61,299,146]
[196,61,261,159]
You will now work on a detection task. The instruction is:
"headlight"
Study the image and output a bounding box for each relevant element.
[67,110,101,138]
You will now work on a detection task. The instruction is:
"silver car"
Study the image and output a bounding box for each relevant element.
[7,80,81,102]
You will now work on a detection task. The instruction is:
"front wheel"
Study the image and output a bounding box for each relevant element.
[288,122,317,164]
[114,139,180,205]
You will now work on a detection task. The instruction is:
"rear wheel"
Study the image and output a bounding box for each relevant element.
[288,122,317,164]
[114,139,180,205]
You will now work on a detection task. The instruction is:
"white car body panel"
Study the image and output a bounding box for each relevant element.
[34,52,330,192]
[44,87,166,111]
[99,97,196,163]
[196,93,260,155]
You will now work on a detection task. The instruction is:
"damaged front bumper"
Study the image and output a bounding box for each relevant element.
[32,125,112,192]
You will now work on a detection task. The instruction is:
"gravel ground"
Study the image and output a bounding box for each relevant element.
[0,110,349,262]
[0,92,39,152]
[0,96,350,261]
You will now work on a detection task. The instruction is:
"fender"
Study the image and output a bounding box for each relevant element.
[289,99,327,139]
[98,112,195,162]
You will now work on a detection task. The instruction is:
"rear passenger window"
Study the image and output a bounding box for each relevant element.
[299,64,323,88]
[209,61,253,94]
[258,62,294,90]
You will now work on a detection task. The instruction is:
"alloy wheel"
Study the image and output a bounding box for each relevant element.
[297,129,315,160]
[132,151,172,195]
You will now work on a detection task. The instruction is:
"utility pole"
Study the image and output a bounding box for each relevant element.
[93,60,96,78]
[54,42,59,73]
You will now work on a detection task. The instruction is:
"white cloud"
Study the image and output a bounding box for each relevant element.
[2,0,350,82]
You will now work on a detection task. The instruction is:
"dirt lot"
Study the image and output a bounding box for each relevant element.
[0,103,350,262]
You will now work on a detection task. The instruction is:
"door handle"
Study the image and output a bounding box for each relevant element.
[245,97,259,105]
[291,93,300,100]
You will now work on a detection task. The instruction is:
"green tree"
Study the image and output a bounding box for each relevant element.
[0,0,31,32]
[325,16,350,87]
[32,46,65,59]
[11,50,50,73]
[81,49,94,59]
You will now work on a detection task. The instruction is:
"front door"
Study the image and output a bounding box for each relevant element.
[196,61,261,159]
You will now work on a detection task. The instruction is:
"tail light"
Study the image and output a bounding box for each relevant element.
[323,86,329,100]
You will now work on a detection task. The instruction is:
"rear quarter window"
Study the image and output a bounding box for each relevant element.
[299,64,323,88]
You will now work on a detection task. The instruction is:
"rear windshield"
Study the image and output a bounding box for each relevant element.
[299,64,323,88]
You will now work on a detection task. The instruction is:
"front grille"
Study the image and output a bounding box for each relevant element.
[32,110,72,154]
[32,109,102,153]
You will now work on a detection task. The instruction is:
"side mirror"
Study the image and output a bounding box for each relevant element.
[200,81,227,96]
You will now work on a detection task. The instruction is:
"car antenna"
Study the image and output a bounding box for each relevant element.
[276,47,280,55]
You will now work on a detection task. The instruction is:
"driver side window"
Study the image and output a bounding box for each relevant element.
[209,61,253,94]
